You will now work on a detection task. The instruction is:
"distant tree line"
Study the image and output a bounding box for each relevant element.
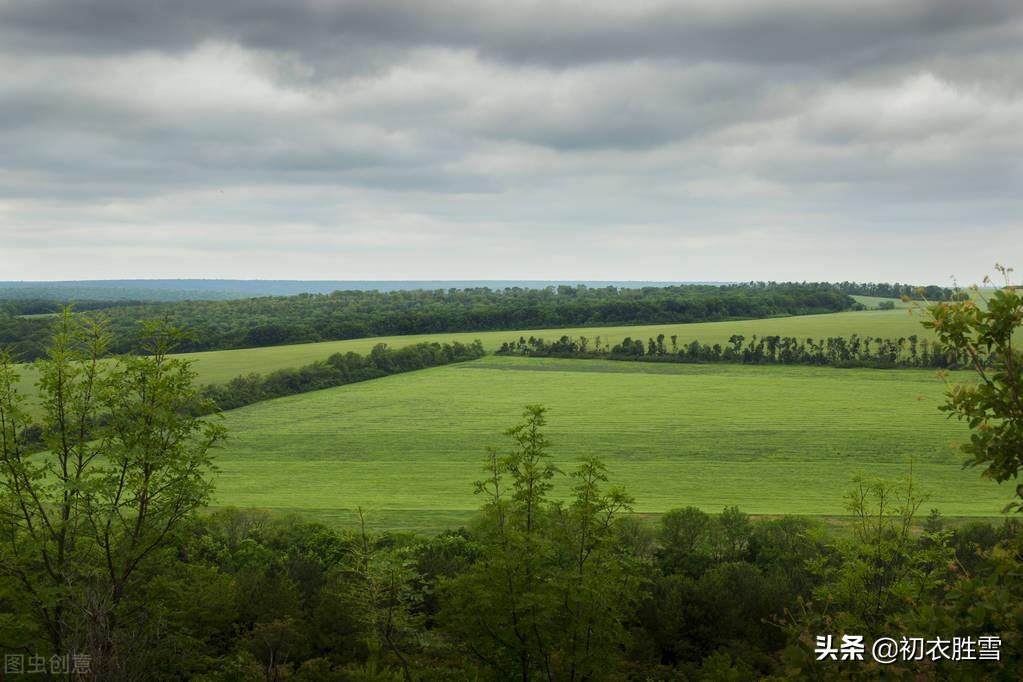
[1,298,146,315]
[831,281,954,300]
[498,332,967,368]
[0,283,243,303]
[200,340,485,412]
[0,283,855,360]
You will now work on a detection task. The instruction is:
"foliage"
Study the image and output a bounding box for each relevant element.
[1,283,855,360]
[921,267,1023,510]
[439,406,641,680]
[808,475,954,632]
[499,331,961,369]
[0,309,225,678]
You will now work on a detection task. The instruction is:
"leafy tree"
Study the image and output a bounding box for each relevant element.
[551,457,638,681]
[440,406,639,681]
[716,505,752,562]
[781,473,955,679]
[657,507,712,576]
[921,266,1023,511]
[339,511,423,682]
[0,310,225,677]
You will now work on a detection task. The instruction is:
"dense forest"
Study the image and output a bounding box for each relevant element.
[0,283,856,360]
[498,332,964,368]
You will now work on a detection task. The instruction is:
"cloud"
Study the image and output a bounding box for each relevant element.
[0,0,1021,282]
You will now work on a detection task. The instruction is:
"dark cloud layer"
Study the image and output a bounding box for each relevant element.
[0,0,1021,281]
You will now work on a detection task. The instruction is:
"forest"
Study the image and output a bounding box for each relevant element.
[2,283,862,360]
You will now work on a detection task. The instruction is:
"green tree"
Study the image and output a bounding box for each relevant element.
[818,475,952,631]
[783,473,954,679]
[338,510,422,682]
[440,406,639,681]
[907,266,1023,678]
[657,506,712,576]
[0,310,225,677]
[551,457,638,681]
[920,266,1023,511]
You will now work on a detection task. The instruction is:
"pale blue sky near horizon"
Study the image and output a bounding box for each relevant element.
[0,1,1020,284]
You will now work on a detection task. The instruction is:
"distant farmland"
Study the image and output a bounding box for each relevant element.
[11,305,931,404]
[210,355,1002,531]
[173,306,925,381]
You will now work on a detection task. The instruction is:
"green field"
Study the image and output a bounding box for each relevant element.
[210,355,1005,531]
[851,295,912,309]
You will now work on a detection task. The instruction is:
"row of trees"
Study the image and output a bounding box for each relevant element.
[0,283,855,360]
[831,281,953,300]
[498,332,967,368]
[200,340,485,412]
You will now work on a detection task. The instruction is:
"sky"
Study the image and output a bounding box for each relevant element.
[1,0,1021,285]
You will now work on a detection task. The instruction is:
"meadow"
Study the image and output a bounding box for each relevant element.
[210,355,1003,531]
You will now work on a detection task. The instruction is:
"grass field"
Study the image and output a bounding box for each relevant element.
[209,355,1006,531]
[851,295,912,309]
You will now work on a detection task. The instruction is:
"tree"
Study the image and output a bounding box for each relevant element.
[337,510,422,682]
[0,310,225,677]
[716,505,752,562]
[920,265,1023,511]
[0,310,108,658]
[818,474,952,631]
[443,405,560,680]
[657,507,712,576]
[784,473,955,678]
[440,406,639,681]
[551,457,638,681]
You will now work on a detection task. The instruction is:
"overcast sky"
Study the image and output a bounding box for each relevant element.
[1,0,1021,284]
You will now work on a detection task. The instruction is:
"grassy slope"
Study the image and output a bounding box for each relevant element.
[211,356,1004,531]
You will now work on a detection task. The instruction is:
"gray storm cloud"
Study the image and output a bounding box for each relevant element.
[0,0,1020,282]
